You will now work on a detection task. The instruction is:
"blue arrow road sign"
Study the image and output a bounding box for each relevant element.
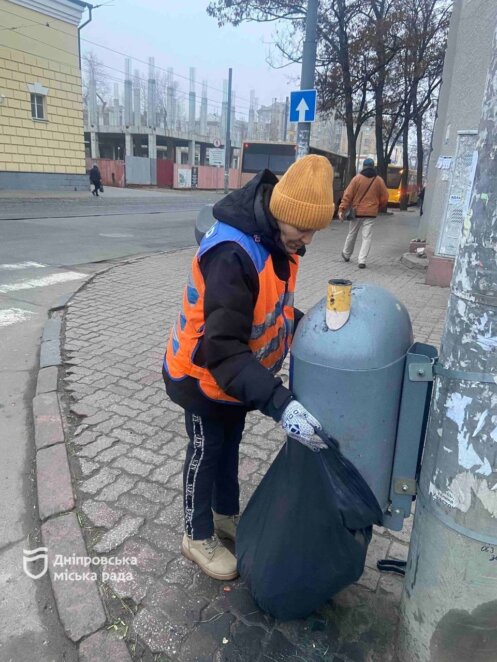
[289,89,317,123]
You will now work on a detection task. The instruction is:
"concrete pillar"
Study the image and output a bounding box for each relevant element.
[166,67,174,132]
[90,132,100,159]
[148,57,156,129]
[89,66,98,128]
[112,83,120,126]
[125,133,133,157]
[248,90,255,139]
[200,80,208,137]
[189,68,196,165]
[221,79,228,138]
[166,139,175,162]
[124,58,132,127]
[134,69,141,127]
[148,132,157,160]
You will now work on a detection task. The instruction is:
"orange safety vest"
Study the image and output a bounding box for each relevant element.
[164,221,299,403]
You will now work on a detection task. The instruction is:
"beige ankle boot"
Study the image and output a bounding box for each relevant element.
[181,533,238,581]
[213,511,240,543]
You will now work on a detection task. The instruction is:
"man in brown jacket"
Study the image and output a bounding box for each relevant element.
[338,158,389,268]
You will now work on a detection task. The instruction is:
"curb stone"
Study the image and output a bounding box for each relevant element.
[400,251,428,271]
[37,443,75,519]
[42,512,107,641]
[33,277,110,644]
[33,391,65,449]
[31,255,167,656]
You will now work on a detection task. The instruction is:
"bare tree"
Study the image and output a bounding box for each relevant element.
[82,51,110,114]
[207,0,377,180]
[316,0,376,181]
[206,0,451,184]
[384,0,450,207]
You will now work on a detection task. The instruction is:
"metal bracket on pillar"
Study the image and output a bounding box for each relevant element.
[393,477,417,496]
[383,342,438,531]
[408,362,434,382]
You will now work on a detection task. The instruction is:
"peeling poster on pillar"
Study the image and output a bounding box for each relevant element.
[438,132,479,257]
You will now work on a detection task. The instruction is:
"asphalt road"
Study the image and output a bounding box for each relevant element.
[0,187,221,267]
[0,187,220,660]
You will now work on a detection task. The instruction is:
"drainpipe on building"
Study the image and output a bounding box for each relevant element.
[78,4,93,70]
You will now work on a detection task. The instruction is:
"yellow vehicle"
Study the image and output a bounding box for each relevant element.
[386,166,419,205]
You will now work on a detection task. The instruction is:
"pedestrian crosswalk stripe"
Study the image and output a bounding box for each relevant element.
[0,271,86,294]
[0,308,36,328]
[0,262,47,270]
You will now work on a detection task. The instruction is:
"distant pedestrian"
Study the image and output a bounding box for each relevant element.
[338,158,389,269]
[418,185,425,216]
[89,164,102,197]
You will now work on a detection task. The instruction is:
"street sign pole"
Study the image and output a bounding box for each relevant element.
[296,0,318,160]
[224,67,232,194]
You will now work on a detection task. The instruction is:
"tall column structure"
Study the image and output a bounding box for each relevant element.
[147,57,156,128]
[112,83,120,126]
[125,133,133,157]
[133,69,141,127]
[248,90,255,139]
[200,80,208,137]
[124,58,132,127]
[221,79,228,140]
[88,60,99,158]
[188,67,196,165]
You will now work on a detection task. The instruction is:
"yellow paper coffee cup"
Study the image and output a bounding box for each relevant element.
[326,279,352,330]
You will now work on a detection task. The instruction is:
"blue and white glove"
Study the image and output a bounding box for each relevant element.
[280,400,327,452]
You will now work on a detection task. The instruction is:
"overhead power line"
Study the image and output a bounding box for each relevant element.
[3,22,252,119]
[0,4,255,108]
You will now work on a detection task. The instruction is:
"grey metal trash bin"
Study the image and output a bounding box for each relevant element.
[291,283,437,530]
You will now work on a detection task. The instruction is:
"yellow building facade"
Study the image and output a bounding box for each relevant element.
[0,0,88,189]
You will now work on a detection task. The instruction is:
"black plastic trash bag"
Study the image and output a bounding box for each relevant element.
[236,434,383,621]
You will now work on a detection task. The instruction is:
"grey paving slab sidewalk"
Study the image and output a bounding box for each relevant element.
[57,212,449,661]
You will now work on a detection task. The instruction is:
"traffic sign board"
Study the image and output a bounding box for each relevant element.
[209,148,225,166]
[289,89,317,123]
[213,138,222,148]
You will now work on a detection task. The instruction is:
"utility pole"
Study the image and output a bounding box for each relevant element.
[224,67,232,194]
[398,21,497,662]
[296,0,318,160]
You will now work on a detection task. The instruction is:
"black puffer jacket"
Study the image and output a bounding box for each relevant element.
[89,165,101,184]
[163,170,303,422]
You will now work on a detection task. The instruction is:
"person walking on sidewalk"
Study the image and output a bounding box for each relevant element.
[162,155,333,581]
[338,158,389,269]
[89,164,102,197]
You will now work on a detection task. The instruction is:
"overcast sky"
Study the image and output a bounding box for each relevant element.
[80,0,302,119]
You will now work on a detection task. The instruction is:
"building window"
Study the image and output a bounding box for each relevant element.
[31,93,45,120]
[27,82,49,121]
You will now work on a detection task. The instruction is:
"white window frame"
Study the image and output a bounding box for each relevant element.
[27,82,49,122]
[30,93,45,120]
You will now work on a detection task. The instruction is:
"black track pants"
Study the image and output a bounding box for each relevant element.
[183,410,246,540]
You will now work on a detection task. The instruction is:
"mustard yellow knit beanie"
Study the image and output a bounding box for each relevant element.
[269,154,335,230]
